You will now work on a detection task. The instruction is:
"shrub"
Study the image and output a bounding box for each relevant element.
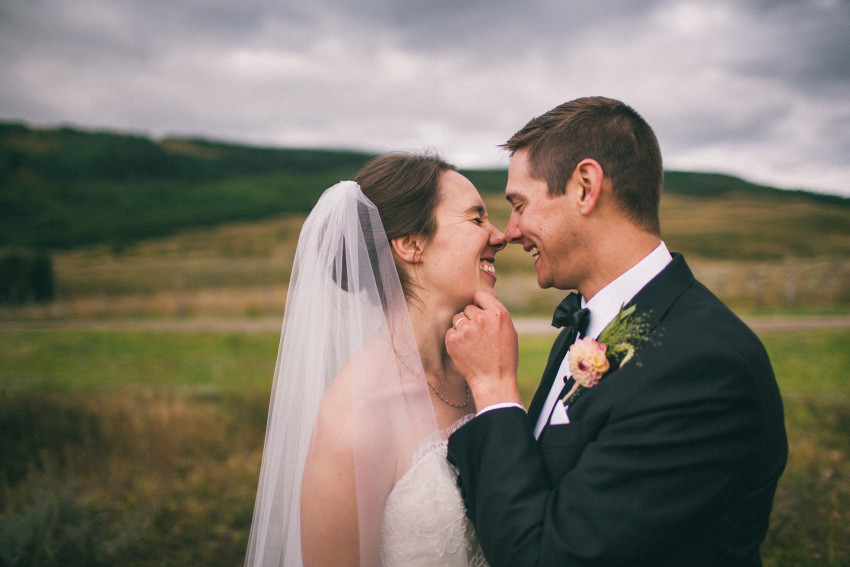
[0,250,55,305]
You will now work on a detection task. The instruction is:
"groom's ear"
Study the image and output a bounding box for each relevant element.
[574,158,604,215]
[391,234,424,264]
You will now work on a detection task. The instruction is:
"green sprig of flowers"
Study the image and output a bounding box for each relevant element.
[562,304,659,407]
[596,304,658,369]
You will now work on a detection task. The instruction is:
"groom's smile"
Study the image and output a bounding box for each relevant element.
[504,149,581,291]
[525,245,540,260]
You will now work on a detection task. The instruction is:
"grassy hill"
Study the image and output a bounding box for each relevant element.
[0,122,373,250]
[2,121,847,251]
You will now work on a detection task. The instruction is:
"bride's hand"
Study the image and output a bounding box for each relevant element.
[446,290,521,409]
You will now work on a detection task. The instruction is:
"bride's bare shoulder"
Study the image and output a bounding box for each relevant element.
[311,339,396,448]
[310,367,355,462]
[314,337,424,458]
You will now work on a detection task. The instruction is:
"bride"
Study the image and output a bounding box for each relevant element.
[245,153,506,566]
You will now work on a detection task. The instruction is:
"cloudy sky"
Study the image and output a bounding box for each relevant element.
[2,0,848,196]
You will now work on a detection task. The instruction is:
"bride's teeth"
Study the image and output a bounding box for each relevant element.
[529,246,539,258]
[479,262,495,274]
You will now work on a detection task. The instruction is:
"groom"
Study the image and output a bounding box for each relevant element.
[446,97,787,566]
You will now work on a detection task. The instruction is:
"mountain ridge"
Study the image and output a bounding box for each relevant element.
[2,121,846,251]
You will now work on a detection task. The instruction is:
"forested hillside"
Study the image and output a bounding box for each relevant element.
[0,122,373,250]
[1,121,846,251]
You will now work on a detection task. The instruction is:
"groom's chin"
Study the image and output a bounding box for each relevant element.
[535,272,552,290]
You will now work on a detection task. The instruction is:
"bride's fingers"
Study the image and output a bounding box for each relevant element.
[452,313,471,330]
[462,305,484,322]
[451,301,491,331]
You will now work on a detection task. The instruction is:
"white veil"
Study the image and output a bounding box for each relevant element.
[245,181,438,566]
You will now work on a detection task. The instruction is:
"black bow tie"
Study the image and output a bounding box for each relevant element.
[552,292,590,336]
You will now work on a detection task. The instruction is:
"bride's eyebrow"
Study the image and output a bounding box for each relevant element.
[463,205,486,217]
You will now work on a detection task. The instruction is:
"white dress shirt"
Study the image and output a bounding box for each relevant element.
[530,242,672,437]
[474,243,673,427]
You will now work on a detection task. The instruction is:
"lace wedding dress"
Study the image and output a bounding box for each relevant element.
[379,416,488,567]
[246,182,489,567]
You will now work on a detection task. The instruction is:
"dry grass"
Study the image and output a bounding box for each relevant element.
[3,190,844,321]
[1,329,848,566]
[5,255,844,321]
[0,388,266,566]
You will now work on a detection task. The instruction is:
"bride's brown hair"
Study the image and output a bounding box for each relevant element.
[355,152,456,299]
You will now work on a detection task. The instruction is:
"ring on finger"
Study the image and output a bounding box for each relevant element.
[453,316,469,330]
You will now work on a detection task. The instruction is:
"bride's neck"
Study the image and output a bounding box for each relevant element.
[405,298,457,381]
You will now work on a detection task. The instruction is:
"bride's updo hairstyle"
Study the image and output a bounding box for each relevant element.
[355,152,456,299]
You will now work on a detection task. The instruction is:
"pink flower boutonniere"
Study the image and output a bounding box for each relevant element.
[569,337,610,388]
[562,304,657,406]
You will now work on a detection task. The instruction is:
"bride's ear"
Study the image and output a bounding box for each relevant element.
[391,234,424,264]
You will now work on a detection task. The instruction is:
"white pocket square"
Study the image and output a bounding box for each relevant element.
[550,400,571,425]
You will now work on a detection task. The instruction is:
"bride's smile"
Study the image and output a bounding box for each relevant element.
[410,168,505,315]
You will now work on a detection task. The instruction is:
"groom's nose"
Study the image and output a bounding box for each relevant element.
[504,213,523,243]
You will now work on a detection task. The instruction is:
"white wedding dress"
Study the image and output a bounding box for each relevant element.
[246,183,489,567]
[379,415,489,567]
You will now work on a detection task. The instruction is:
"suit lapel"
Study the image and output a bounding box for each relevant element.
[625,253,694,330]
[527,326,575,425]
[529,254,695,431]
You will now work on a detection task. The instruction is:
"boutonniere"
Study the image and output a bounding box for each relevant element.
[562,304,658,406]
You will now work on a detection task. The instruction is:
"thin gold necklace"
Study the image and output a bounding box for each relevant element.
[390,343,471,409]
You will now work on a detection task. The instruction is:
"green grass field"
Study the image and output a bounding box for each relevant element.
[1,328,847,566]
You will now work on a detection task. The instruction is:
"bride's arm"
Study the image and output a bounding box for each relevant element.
[301,371,359,567]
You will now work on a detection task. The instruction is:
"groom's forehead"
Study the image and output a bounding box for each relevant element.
[506,186,535,202]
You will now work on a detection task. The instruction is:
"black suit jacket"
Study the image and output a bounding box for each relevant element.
[448,254,787,567]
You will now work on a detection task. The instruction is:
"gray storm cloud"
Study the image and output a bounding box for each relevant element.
[1,0,848,195]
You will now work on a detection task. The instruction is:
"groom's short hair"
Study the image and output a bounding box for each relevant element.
[503,96,662,235]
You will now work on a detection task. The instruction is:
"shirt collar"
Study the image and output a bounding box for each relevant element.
[582,242,672,339]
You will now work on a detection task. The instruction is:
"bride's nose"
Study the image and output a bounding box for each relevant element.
[489,226,506,252]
